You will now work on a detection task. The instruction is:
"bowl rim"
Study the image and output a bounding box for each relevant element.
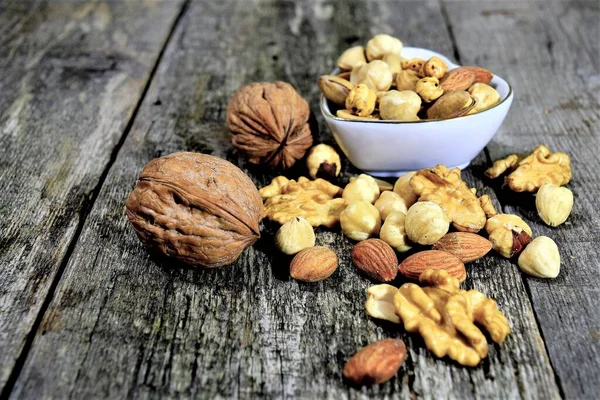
[320,47,514,125]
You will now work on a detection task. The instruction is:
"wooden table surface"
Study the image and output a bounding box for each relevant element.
[1,0,599,398]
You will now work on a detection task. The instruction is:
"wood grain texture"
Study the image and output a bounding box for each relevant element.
[0,0,184,393]
[442,1,600,397]
[8,0,563,398]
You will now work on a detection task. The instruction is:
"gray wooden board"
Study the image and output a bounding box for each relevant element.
[0,0,185,394]
[6,0,568,398]
[443,0,600,398]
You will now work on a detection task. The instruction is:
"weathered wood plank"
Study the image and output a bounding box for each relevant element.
[0,0,184,393]
[11,0,559,398]
[442,0,600,398]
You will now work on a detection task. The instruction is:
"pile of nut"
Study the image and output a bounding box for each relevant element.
[124,74,574,387]
[258,143,573,383]
[318,34,501,121]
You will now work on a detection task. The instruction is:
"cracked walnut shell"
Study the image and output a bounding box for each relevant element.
[125,152,263,268]
[410,165,486,232]
[227,81,313,169]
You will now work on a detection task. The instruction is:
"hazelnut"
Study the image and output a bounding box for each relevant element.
[467,83,500,113]
[275,217,316,255]
[416,77,444,103]
[343,174,380,204]
[395,70,420,91]
[374,191,408,220]
[306,144,341,180]
[380,211,412,252]
[404,58,426,76]
[340,201,382,241]
[423,57,448,79]
[350,60,393,92]
[345,84,377,117]
[535,184,573,227]
[405,201,450,245]
[518,236,560,278]
[393,171,418,207]
[379,90,421,121]
[366,34,403,61]
[382,53,403,79]
[337,46,367,71]
[349,175,393,191]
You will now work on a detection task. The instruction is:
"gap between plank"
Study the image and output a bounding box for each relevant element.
[439,1,565,398]
[0,0,191,397]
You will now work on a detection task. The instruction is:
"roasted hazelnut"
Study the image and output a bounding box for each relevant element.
[125,152,263,268]
[306,144,341,180]
[380,211,412,252]
[382,53,403,79]
[393,171,418,207]
[340,201,382,241]
[416,77,444,103]
[343,174,380,204]
[379,90,421,121]
[404,58,426,76]
[423,57,448,79]
[275,217,315,255]
[535,184,573,227]
[350,60,393,92]
[395,70,420,91]
[405,201,450,245]
[366,34,403,61]
[518,236,560,278]
[374,191,408,220]
[345,84,377,117]
[337,46,367,71]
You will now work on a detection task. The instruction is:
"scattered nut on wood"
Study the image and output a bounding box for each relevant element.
[343,339,407,385]
[125,152,262,268]
[394,269,510,366]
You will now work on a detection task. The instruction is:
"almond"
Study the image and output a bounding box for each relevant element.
[440,67,476,92]
[398,250,466,281]
[462,66,493,84]
[290,246,338,282]
[432,232,492,262]
[343,339,406,385]
[351,239,398,282]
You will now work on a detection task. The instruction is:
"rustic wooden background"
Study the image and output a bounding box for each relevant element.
[1,0,598,398]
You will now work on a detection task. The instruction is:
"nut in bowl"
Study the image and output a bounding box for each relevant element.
[320,46,514,177]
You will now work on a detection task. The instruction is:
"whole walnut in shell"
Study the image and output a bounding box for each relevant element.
[227,81,313,169]
[125,152,263,268]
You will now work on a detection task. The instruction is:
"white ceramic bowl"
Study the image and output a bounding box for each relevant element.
[320,47,514,177]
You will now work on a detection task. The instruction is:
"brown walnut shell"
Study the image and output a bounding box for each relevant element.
[125,152,263,268]
[227,81,314,169]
